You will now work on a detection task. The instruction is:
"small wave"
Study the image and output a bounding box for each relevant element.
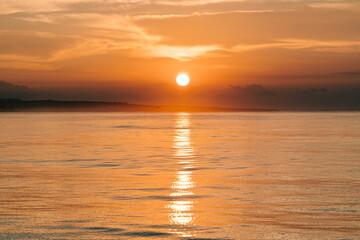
[35,225,78,230]
[85,226,124,233]
[310,208,358,213]
[147,195,210,200]
[113,125,189,130]
[57,220,91,223]
[113,125,136,129]
[121,231,172,237]
[62,159,100,162]
[91,163,119,167]
[122,188,169,192]
[187,238,234,240]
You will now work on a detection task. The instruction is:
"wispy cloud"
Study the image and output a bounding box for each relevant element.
[0,10,222,70]
[308,2,360,10]
[154,0,246,6]
[233,39,360,53]
[3,0,358,15]
[134,9,275,19]
[139,44,221,61]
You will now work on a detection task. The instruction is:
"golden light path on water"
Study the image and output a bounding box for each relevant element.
[168,113,196,237]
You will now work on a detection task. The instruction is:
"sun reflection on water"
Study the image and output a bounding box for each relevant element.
[168,113,196,237]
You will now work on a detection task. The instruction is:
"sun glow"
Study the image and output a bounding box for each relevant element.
[176,73,190,86]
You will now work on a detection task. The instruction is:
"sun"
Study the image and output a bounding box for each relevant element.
[176,73,190,86]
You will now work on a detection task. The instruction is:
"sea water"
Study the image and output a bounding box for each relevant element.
[0,112,359,239]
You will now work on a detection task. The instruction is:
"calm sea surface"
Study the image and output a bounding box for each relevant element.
[0,112,359,239]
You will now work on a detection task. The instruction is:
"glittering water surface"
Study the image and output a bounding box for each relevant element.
[0,112,359,239]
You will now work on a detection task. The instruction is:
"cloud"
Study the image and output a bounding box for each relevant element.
[231,39,360,54]
[155,0,245,7]
[1,0,358,15]
[140,44,221,61]
[134,9,275,20]
[234,38,360,50]
[0,31,76,58]
[295,87,328,95]
[0,0,147,14]
[0,81,34,99]
[308,2,360,11]
[329,71,360,77]
[219,84,360,110]
[0,10,224,69]
[230,84,276,96]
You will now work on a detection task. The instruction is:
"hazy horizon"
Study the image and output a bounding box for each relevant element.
[1,79,360,110]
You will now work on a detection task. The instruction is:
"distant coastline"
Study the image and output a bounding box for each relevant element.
[0,99,276,112]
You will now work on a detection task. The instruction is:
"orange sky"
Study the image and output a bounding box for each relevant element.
[0,0,360,109]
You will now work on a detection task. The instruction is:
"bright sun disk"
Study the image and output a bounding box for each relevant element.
[176,73,190,86]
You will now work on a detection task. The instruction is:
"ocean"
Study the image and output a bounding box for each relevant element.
[0,112,359,239]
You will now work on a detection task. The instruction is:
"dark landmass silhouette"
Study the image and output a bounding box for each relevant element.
[0,99,276,112]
